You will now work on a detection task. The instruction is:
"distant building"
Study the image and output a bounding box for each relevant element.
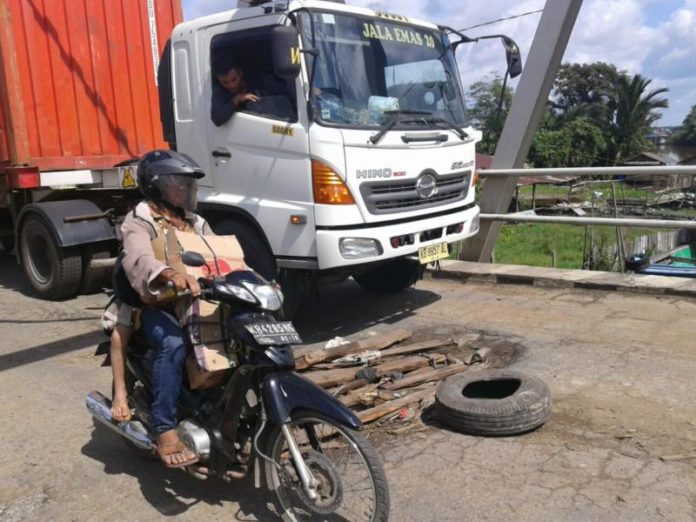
[645,127,674,148]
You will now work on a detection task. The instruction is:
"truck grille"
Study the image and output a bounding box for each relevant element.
[360,171,471,214]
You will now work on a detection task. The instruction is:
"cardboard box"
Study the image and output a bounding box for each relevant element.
[150,230,247,386]
[186,355,232,389]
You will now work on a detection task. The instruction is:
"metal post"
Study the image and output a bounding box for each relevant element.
[460,0,583,262]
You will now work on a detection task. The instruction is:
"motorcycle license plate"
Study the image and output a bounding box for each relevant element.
[245,321,302,345]
[418,242,449,264]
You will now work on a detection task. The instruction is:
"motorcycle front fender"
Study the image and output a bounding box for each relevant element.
[263,372,362,430]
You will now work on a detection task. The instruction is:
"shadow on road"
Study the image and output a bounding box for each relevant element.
[82,423,275,519]
[0,330,104,373]
[294,279,441,344]
[0,249,38,298]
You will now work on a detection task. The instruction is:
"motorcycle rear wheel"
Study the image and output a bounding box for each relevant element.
[264,410,390,522]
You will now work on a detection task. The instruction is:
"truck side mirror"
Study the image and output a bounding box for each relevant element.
[502,36,522,79]
[272,26,301,79]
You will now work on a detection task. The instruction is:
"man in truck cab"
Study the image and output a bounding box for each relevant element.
[211,56,259,126]
[120,150,213,468]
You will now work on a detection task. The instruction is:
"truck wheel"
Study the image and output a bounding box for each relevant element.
[19,214,82,299]
[354,258,423,293]
[212,220,277,281]
[80,244,112,294]
[0,236,14,253]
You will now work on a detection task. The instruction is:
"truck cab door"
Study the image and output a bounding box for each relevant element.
[203,19,313,258]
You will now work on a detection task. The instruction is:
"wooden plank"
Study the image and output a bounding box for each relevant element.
[306,354,445,388]
[339,384,380,407]
[295,329,412,370]
[379,338,454,358]
[380,363,468,391]
[357,386,437,424]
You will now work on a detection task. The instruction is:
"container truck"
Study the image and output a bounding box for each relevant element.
[1,0,520,311]
[0,0,182,298]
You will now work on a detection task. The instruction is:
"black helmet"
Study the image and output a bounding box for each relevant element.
[137,150,204,212]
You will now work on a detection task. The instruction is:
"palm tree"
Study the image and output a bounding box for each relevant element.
[609,74,668,164]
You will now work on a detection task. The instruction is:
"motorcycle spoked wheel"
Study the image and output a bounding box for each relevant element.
[264,410,390,522]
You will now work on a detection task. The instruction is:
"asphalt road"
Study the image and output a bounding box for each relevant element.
[0,249,695,521]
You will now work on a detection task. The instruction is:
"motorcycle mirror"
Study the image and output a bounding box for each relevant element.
[182,251,206,267]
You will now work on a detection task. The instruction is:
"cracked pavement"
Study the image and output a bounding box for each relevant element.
[0,251,694,521]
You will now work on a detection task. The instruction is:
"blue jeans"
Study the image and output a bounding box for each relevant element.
[140,308,187,435]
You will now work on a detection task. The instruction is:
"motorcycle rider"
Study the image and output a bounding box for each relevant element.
[120,150,213,468]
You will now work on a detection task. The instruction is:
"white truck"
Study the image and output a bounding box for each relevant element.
[159,0,522,313]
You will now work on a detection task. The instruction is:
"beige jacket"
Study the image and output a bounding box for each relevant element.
[121,201,213,299]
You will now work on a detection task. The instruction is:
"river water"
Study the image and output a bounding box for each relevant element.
[661,144,696,164]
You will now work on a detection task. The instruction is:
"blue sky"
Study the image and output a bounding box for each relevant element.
[181,0,696,126]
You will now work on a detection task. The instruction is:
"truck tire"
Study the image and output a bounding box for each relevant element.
[212,220,277,281]
[0,236,14,253]
[625,253,650,271]
[80,244,112,294]
[354,258,423,293]
[435,370,551,436]
[19,213,82,300]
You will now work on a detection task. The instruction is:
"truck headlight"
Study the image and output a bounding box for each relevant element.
[471,215,480,233]
[339,238,383,259]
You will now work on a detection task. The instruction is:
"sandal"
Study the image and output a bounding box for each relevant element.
[156,439,199,469]
[111,400,132,423]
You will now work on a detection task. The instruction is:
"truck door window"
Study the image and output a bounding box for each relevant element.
[210,26,297,123]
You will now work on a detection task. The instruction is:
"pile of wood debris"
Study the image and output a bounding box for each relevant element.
[293,329,493,427]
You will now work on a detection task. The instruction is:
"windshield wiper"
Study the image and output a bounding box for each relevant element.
[425,116,469,140]
[369,109,433,145]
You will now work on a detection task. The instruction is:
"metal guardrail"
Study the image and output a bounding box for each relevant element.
[478,166,696,177]
[477,166,696,229]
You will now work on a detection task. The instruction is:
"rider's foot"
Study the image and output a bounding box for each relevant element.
[111,388,131,422]
[156,429,199,468]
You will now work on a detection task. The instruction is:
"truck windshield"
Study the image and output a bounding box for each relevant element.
[298,11,467,129]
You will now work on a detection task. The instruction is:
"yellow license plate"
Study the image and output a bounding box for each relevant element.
[418,242,449,264]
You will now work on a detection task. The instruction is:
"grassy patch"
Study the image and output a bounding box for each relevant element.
[491,223,665,269]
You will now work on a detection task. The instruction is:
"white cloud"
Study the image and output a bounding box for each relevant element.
[182,0,696,124]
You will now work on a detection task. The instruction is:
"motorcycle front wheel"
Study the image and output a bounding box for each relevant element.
[264,410,390,522]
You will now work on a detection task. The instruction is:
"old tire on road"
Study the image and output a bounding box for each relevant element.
[19,213,82,299]
[435,369,551,436]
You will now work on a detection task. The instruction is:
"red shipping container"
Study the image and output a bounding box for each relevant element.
[0,0,182,172]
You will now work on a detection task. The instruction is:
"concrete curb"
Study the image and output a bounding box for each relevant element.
[428,260,696,298]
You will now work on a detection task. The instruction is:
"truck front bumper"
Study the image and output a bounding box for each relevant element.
[315,204,480,270]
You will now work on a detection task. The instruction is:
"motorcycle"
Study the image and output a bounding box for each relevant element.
[87,251,390,521]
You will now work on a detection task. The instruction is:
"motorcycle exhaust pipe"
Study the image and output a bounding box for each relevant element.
[86,391,155,451]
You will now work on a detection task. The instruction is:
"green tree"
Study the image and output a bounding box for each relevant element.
[672,105,696,145]
[608,74,668,163]
[529,118,606,168]
[466,73,514,154]
[552,62,619,132]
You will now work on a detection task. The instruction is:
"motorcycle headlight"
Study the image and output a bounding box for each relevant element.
[242,281,284,311]
[223,283,257,304]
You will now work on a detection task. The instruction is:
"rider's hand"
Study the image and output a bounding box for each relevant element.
[161,270,201,298]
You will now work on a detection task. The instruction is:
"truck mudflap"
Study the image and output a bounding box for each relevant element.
[17,200,115,248]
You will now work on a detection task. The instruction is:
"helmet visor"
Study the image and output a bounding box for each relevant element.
[158,174,198,211]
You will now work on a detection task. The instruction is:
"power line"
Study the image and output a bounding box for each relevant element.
[457,9,544,32]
